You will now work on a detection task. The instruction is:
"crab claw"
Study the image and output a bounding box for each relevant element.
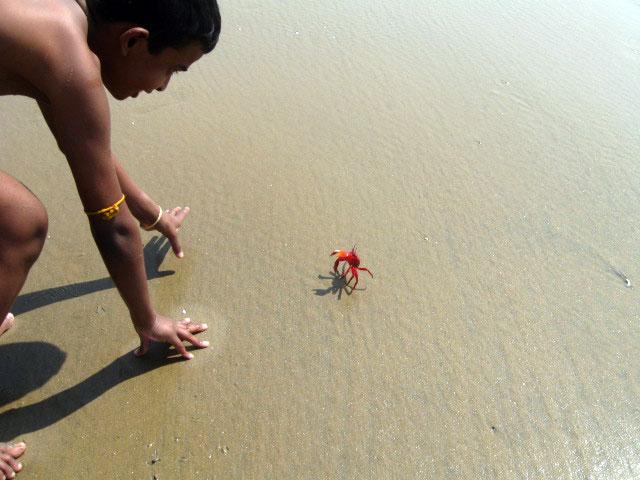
[331,250,348,274]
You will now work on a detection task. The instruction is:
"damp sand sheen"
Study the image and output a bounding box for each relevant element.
[1,0,640,478]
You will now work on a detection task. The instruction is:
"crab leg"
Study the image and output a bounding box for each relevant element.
[351,268,360,289]
[356,267,374,278]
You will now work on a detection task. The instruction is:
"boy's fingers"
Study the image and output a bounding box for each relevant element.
[1,452,22,472]
[179,329,209,349]
[172,339,194,360]
[135,337,151,356]
[176,206,190,222]
[169,206,183,220]
[0,459,16,480]
[172,206,190,230]
[6,443,26,458]
[168,234,184,258]
[187,322,208,334]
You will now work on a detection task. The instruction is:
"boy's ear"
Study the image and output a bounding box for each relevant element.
[119,27,150,56]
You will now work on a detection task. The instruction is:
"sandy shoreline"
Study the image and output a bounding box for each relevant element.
[2,0,640,477]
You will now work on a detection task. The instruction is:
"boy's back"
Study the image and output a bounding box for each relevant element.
[0,0,92,102]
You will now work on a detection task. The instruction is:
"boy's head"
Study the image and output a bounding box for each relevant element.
[87,0,221,99]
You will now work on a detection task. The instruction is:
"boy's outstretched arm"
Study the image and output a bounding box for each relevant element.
[112,156,190,257]
[38,100,190,258]
[36,42,207,359]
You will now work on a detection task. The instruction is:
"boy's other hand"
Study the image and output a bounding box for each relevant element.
[155,206,190,258]
[134,315,209,360]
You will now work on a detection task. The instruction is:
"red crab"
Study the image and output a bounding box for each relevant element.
[330,246,373,289]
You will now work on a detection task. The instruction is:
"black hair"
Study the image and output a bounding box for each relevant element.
[87,0,221,54]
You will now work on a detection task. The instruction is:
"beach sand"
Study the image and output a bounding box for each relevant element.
[1,0,640,477]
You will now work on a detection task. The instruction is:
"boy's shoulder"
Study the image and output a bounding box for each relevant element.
[0,0,99,102]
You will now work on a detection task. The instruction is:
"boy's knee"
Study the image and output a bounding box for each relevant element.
[1,194,48,263]
[22,198,49,259]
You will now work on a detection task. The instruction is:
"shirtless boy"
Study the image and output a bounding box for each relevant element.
[0,0,221,476]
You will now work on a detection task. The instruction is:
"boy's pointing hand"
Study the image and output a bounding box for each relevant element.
[154,206,190,258]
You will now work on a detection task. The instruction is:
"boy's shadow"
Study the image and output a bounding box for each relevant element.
[0,236,184,441]
[0,341,187,442]
[12,236,173,316]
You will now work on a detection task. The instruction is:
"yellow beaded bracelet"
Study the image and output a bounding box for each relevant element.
[85,194,126,221]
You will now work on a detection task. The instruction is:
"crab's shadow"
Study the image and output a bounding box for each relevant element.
[313,271,367,299]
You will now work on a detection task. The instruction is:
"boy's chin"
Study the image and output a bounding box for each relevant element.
[104,84,132,101]
[111,91,131,101]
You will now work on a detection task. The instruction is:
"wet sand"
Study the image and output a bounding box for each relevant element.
[1,0,640,478]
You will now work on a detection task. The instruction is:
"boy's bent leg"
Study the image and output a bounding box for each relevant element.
[0,442,25,478]
[0,170,48,337]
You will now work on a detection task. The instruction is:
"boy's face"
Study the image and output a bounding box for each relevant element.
[102,31,205,100]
